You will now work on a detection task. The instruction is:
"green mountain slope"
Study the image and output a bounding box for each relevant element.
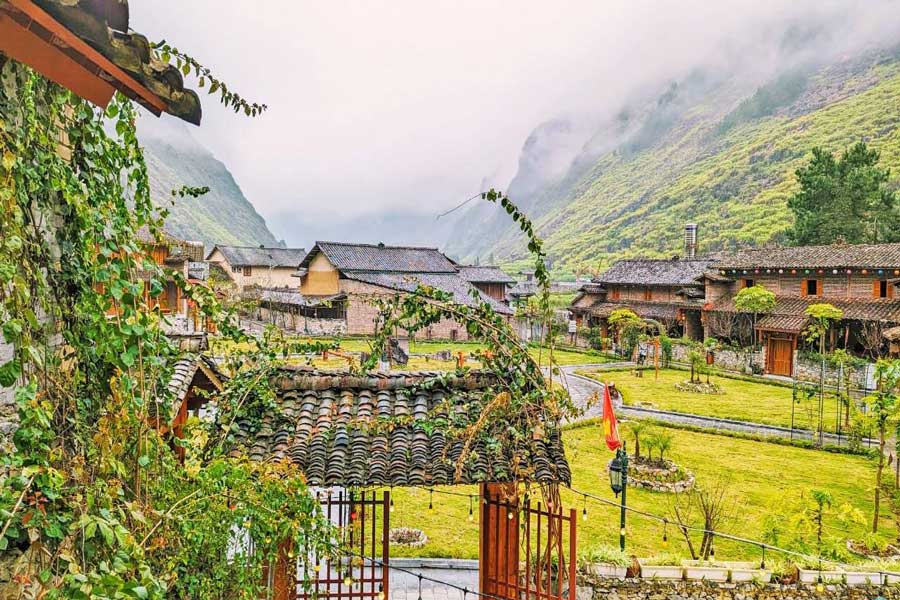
[139,119,281,249]
[445,50,900,273]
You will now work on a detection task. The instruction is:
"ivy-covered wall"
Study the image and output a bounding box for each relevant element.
[0,333,13,445]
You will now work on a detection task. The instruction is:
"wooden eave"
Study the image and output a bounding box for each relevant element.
[0,0,166,114]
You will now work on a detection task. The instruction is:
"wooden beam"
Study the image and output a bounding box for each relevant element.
[2,0,166,114]
[0,9,115,107]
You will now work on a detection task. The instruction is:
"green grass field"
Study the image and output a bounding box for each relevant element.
[578,367,849,434]
[381,423,893,562]
[214,336,610,368]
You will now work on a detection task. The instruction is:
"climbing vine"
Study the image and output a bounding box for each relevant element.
[0,56,335,598]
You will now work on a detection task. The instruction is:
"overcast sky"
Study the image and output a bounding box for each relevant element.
[130,1,900,247]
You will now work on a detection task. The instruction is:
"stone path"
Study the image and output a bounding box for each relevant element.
[387,560,478,599]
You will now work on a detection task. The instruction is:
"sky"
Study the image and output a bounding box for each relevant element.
[130,1,900,248]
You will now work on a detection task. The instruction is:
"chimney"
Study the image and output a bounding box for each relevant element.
[684,223,698,259]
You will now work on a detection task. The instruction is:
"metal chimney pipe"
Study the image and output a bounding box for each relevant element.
[684,223,698,259]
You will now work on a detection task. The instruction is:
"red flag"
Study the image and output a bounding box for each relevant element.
[601,384,622,451]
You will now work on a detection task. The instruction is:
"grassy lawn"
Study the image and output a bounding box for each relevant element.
[579,367,848,434]
[381,423,894,562]
[215,336,610,368]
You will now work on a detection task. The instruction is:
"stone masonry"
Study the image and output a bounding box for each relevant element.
[579,579,900,600]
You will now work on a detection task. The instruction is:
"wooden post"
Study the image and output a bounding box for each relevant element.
[480,483,519,598]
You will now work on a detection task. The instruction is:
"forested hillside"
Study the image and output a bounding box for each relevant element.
[139,118,282,249]
[444,48,900,275]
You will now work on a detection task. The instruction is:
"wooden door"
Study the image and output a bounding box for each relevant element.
[767,337,794,377]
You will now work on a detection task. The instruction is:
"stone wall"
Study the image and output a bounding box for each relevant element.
[671,342,871,389]
[257,306,347,337]
[0,332,15,447]
[578,579,900,600]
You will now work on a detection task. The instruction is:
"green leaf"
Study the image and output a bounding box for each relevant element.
[138,455,150,467]
[97,522,114,547]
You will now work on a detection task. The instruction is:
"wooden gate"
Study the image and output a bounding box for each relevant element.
[480,484,576,600]
[766,336,795,377]
[292,490,390,600]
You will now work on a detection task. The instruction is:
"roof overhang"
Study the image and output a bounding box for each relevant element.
[0,0,167,114]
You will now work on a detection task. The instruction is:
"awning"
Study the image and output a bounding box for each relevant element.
[755,314,808,334]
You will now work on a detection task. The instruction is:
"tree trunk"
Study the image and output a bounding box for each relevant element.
[874,423,886,533]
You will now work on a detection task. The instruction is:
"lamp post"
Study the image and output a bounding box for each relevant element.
[609,443,629,551]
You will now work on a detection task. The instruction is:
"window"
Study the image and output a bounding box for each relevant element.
[643,287,653,301]
[450,329,458,341]
[875,279,893,299]
[610,288,621,301]
[231,264,242,274]
[242,266,252,277]
[742,279,755,289]
[802,279,820,297]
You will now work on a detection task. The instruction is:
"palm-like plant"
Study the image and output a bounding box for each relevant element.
[627,421,648,460]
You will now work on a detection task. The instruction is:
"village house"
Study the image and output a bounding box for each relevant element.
[457,265,517,301]
[704,242,900,377]
[260,241,513,338]
[570,226,715,342]
[205,244,307,290]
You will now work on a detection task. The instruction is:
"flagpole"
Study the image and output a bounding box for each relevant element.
[619,443,628,552]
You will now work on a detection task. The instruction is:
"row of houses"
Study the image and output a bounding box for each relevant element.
[571,225,900,377]
[149,241,518,341]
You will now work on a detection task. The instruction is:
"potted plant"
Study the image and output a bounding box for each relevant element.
[726,561,772,583]
[682,559,729,583]
[639,554,684,580]
[579,544,629,580]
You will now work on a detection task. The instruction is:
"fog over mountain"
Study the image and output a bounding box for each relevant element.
[131,1,900,256]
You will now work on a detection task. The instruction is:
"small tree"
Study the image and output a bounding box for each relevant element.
[864,359,900,533]
[734,285,776,349]
[670,479,735,560]
[609,308,643,359]
[687,342,705,384]
[805,303,844,446]
[654,430,673,462]
[627,420,649,460]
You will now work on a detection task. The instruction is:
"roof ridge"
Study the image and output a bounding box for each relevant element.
[316,240,442,251]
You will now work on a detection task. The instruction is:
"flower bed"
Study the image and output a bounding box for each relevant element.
[674,381,724,395]
[389,527,428,548]
[621,457,695,493]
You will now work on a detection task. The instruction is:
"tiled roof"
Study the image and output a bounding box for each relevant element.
[153,355,224,420]
[22,0,202,124]
[302,242,458,274]
[588,301,685,321]
[458,265,516,284]
[578,283,607,294]
[509,281,539,298]
[594,258,718,286]
[345,272,514,315]
[209,245,306,268]
[229,367,570,487]
[755,314,808,333]
[718,243,900,270]
[709,295,900,323]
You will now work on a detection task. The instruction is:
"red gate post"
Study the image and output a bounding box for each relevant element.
[479,483,520,599]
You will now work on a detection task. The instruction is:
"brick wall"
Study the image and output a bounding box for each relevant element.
[341,280,473,340]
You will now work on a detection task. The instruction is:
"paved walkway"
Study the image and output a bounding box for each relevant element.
[388,560,478,599]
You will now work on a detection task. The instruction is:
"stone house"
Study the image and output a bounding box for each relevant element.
[570,258,716,342]
[205,245,307,290]
[705,242,900,377]
[290,241,514,339]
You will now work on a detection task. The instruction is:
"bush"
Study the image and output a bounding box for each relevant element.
[580,543,630,568]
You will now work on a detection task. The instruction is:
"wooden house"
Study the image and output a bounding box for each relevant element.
[705,242,900,376]
[206,245,307,290]
[457,265,516,302]
[289,241,514,339]
[571,258,716,341]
